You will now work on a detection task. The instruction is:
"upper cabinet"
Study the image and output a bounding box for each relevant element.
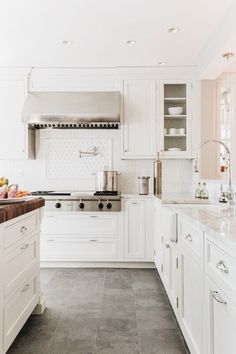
[122,79,157,159]
[159,80,192,159]
[0,68,34,160]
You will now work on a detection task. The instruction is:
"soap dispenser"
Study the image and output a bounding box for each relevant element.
[200,182,209,199]
[195,182,202,199]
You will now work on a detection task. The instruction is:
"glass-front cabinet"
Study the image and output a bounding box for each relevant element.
[159,80,192,158]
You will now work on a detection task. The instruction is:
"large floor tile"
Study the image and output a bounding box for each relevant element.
[7,268,189,354]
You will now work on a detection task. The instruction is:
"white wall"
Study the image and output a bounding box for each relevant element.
[0,129,193,194]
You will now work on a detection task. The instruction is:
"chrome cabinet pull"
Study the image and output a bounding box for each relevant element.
[21,284,30,293]
[216,260,229,274]
[89,239,98,242]
[46,239,55,242]
[89,216,98,218]
[185,234,192,242]
[20,243,29,250]
[20,226,27,233]
[212,291,227,305]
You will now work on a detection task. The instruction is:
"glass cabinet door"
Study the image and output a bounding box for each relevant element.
[160,81,191,158]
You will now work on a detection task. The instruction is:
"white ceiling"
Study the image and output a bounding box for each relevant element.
[0,0,234,68]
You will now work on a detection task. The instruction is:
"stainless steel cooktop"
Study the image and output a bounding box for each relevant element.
[32,191,121,212]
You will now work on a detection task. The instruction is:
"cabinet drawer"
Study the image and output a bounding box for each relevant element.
[4,272,39,352]
[179,218,203,259]
[41,214,119,236]
[4,234,39,297]
[206,240,236,293]
[4,213,39,249]
[41,236,119,261]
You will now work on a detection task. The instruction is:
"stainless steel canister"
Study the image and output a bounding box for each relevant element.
[138,176,150,195]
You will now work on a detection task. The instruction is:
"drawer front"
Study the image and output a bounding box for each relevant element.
[4,234,39,297]
[4,213,39,249]
[41,236,118,261]
[206,240,236,293]
[4,272,39,352]
[179,218,203,259]
[41,214,119,236]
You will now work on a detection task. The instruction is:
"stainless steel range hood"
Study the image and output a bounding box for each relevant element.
[22,91,121,129]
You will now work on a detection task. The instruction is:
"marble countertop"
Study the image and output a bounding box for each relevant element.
[173,204,236,254]
[154,193,211,204]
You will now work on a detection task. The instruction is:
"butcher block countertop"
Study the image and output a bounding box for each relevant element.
[0,197,45,224]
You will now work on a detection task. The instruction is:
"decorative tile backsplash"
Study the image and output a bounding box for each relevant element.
[45,139,112,179]
[0,129,193,194]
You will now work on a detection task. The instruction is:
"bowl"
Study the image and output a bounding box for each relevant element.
[168,106,183,115]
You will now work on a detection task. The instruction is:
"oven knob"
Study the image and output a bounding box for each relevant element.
[79,202,85,209]
[106,203,112,209]
[55,202,61,209]
[97,202,104,209]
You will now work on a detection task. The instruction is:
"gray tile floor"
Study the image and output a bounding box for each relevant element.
[7,268,189,354]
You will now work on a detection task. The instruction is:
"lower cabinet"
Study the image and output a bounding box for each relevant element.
[124,199,146,259]
[179,245,203,354]
[205,275,236,354]
[4,271,39,353]
[155,203,236,354]
[40,198,153,263]
[0,209,42,354]
[41,237,119,261]
[154,202,178,312]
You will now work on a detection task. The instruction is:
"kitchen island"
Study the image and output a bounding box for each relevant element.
[0,197,45,354]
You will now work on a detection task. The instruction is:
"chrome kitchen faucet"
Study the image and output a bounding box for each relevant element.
[194,139,234,206]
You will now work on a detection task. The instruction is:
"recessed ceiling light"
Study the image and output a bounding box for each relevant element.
[125,39,136,45]
[167,27,180,34]
[158,61,166,66]
[222,52,234,61]
[62,40,73,46]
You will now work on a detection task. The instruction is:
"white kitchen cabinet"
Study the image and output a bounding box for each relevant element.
[154,202,178,313]
[178,217,203,354]
[0,68,34,160]
[179,245,203,354]
[40,212,122,262]
[124,199,146,260]
[0,208,43,354]
[159,80,193,159]
[122,79,157,159]
[205,275,236,354]
[41,237,119,261]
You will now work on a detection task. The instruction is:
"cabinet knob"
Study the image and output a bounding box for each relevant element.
[216,260,229,274]
[125,149,128,152]
[20,226,27,233]
[165,244,170,249]
[185,234,192,242]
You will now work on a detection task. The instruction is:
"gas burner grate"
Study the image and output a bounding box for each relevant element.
[94,191,118,196]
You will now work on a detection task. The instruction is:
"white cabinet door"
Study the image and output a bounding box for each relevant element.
[0,69,32,160]
[179,246,203,354]
[159,80,192,159]
[205,275,236,354]
[124,200,146,259]
[122,79,157,159]
[155,204,178,312]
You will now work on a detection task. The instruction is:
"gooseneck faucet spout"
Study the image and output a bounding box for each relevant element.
[194,139,234,206]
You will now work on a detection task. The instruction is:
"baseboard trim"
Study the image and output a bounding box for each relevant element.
[40,261,155,268]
